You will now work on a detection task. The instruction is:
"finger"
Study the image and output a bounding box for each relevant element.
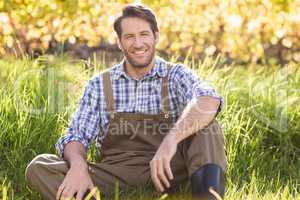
[61,187,76,200]
[163,158,174,181]
[61,197,72,200]
[75,189,86,200]
[157,159,170,189]
[150,160,164,192]
[56,183,65,200]
[83,186,97,200]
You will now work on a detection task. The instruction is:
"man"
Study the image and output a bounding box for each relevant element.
[25,3,227,200]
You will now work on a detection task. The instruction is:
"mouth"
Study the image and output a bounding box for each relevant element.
[131,49,148,57]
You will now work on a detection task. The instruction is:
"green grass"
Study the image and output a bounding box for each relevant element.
[0,55,299,199]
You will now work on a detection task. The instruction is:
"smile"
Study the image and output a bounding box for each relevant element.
[131,49,147,56]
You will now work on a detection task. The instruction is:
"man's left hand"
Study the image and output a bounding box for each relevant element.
[150,134,178,192]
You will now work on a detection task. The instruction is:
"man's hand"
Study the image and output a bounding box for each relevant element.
[150,134,178,192]
[56,161,94,200]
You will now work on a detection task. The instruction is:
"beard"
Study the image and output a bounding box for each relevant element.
[122,46,155,69]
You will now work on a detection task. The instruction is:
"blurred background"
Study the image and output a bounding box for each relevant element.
[1,0,300,65]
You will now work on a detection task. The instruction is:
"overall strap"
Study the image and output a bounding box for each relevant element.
[102,70,115,118]
[161,62,173,117]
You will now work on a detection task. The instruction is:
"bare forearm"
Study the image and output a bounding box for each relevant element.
[169,96,220,143]
[150,96,220,192]
[63,141,88,169]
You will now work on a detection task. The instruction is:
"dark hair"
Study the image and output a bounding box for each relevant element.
[113,3,159,38]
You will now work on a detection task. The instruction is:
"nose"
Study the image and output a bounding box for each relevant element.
[133,36,143,48]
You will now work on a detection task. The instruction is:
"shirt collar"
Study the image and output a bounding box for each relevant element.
[111,56,168,80]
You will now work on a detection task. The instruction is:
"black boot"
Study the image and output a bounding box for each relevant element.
[191,164,225,200]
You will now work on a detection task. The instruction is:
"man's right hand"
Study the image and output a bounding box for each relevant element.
[56,161,94,200]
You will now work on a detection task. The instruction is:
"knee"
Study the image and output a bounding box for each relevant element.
[203,120,223,135]
[25,154,52,185]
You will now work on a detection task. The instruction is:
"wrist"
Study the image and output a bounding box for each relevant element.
[69,157,88,169]
[166,131,180,145]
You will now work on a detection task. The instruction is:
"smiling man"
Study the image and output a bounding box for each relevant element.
[25,4,227,200]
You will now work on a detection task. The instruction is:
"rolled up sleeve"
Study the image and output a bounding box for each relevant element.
[172,64,224,113]
[55,76,102,157]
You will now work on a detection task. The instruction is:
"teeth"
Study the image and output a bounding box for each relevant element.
[133,50,146,55]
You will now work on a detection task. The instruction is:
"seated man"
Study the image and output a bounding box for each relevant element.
[25,3,227,200]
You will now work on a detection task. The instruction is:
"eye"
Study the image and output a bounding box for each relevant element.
[141,32,149,36]
[125,35,134,39]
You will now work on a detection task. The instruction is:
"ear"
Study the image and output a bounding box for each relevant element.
[117,37,123,51]
[154,32,159,44]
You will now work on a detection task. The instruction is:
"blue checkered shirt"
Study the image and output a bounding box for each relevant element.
[55,57,224,156]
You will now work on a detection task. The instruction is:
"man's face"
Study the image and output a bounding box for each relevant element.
[118,17,159,69]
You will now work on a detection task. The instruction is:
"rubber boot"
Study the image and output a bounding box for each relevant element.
[191,164,225,200]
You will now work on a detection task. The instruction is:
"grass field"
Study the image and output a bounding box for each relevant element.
[0,55,299,200]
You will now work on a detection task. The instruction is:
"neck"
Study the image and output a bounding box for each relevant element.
[125,58,156,80]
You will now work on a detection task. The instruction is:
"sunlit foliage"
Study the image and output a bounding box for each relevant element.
[0,0,300,64]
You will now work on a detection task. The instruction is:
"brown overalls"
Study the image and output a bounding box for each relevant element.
[25,65,227,199]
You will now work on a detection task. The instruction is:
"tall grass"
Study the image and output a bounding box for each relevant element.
[0,55,299,199]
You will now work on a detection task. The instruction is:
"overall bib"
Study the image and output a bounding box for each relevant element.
[25,65,227,199]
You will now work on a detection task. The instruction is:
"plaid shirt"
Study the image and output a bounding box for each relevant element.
[56,57,224,156]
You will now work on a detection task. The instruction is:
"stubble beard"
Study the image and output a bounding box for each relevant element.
[123,47,155,69]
